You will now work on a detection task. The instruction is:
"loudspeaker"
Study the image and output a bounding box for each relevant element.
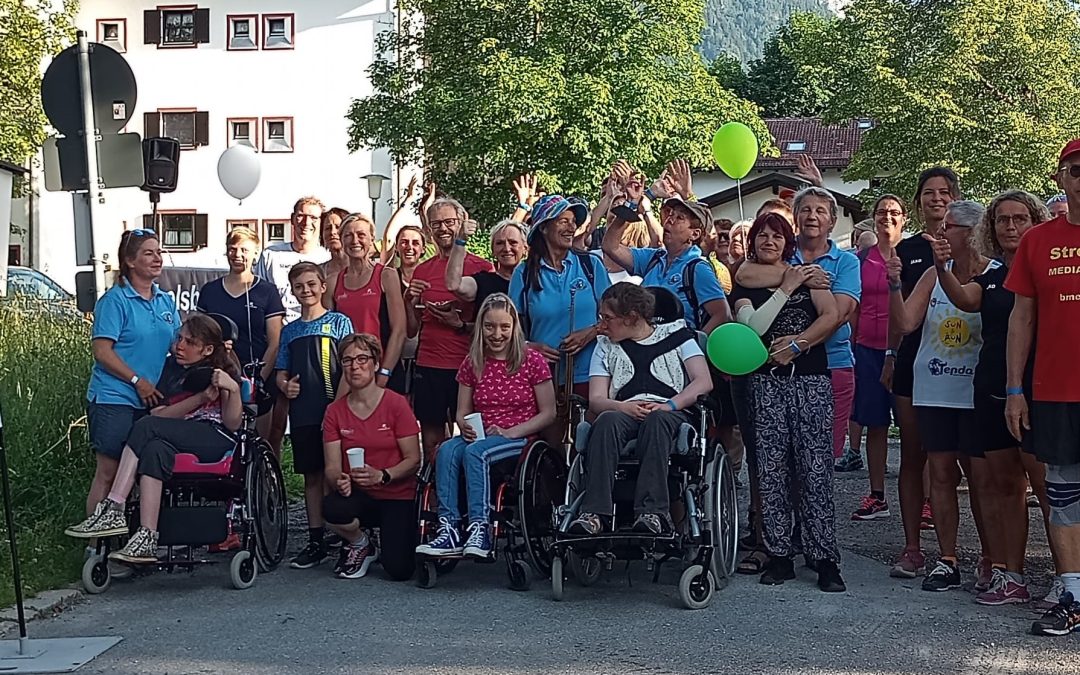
[141,137,181,193]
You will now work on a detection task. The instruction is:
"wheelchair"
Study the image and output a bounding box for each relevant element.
[81,315,289,593]
[414,437,568,591]
[547,289,739,609]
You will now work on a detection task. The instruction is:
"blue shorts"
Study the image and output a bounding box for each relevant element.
[87,401,146,460]
[851,344,893,427]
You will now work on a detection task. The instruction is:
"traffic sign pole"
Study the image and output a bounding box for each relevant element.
[76,31,108,299]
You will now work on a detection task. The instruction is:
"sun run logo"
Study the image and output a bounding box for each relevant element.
[927,357,974,377]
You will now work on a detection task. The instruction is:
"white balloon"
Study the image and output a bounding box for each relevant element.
[217,145,261,201]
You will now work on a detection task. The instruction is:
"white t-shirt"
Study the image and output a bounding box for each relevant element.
[608,269,642,285]
[253,241,331,324]
[589,320,703,403]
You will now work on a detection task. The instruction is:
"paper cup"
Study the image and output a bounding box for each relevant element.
[464,413,485,441]
[346,447,365,470]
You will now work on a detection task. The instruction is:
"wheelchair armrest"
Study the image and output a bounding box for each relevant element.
[574,421,592,453]
[676,422,697,455]
[569,394,589,410]
[696,394,722,416]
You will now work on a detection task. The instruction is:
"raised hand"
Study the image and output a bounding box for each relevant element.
[611,159,634,189]
[794,154,823,187]
[649,171,675,200]
[923,232,952,267]
[401,174,420,206]
[458,218,479,239]
[666,159,694,198]
[513,174,539,207]
[886,250,902,284]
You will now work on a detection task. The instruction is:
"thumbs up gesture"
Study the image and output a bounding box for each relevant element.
[284,374,301,399]
[885,249,902,285]
[923,232,952,268]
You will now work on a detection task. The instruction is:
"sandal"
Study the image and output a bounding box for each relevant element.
[737,549,769,575]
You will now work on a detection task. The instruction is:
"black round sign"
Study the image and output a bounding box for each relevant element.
[41,42,137,136]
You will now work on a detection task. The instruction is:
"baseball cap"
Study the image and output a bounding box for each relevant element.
[1059,139,1080,165]
[662,196,714,231]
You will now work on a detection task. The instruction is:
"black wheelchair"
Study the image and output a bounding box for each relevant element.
[81,315,288,593]
[548,288,739,609]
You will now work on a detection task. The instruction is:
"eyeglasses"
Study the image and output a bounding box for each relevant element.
[874,209,904,218]
[994,214,1031,226]
[430,218,460,230]
[341,354,375,369]
[597,313,618,324]
[1059,165,1080,178]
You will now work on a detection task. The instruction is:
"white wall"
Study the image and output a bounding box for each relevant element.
[33,0,401,291]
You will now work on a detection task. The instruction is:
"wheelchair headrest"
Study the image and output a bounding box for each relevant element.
[207,313,240,344]
[647,286,684,324]
[181,366,215,393]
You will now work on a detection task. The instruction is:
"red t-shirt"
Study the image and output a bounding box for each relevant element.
[322,391,419,500]
[413,253,493,369]
[1004,216,1080,402]
[456,348,553,429]
[334,264,385,341]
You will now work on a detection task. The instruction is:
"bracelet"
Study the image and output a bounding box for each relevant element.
[518,202,532,213]
[644,187,658,202]
[624,200,639,211]
[788,340,802,355]
[454,238,468,247]
[1005,386,1024,396]
[130,374,140,385]
[885,349,898,358]
[888,282,901,292]
[687,192,697,201]
[665,399,677,411]
[376,367,393,378]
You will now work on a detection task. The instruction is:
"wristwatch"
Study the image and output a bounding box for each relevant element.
[380,469,392,485]
[376,367,393,378]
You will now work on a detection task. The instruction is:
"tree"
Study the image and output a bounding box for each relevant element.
[347,0,768,223]
[742,12,835,117]
[799,0,1080,202]
[708,51,748,98]
[699,0,830,63]
[0,0,77,166]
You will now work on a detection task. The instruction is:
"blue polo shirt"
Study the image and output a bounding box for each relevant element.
[630,245,725,330]
[792,239,861,369]
[87,281,180,407]
[509,252,611,384]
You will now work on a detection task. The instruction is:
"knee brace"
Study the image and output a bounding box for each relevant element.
[1045,463,1080,527]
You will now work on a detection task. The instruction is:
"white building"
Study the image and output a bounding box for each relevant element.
[18,1,408,291]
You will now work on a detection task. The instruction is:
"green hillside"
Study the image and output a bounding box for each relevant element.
[701,0,831,62]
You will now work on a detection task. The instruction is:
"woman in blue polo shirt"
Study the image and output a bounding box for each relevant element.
[84,229,179,538]
[509,195,611,445]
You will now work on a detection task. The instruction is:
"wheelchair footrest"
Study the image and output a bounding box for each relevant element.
[158,505,228,546]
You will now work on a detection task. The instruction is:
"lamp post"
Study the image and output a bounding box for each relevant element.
[361,173,389,229]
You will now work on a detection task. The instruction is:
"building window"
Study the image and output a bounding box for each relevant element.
[97,19,127,52]
[262,220,288,243]
[227,117,258,148]
[7,245,22,267]
[144,110,210,148]
[857,118,874,130]
[227,219,258,232]
[144,7,210,47]
[262,118,293,153]
[262,13,294,49]
[143,212,209,251]
[227,14,257,50]
[784,141,807,152]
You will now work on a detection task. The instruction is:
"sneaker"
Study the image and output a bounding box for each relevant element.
[1034,577,1066,612]
[632,513,672,535]
[569,512,602,536]
[324,531,345,549]
[65,500,127,539]
[416,519,463,557]
[333,544,350,575]
[851,495,890,521]
[976,570,1030,606]
[337,541,379,579]
[922,559,962,592]
[463,522,494,560]
[1026,492,1040,508]
[760,556,796,585]
[1031,592,1080,636]
[289,540,328,569]
[834,452,864,472]
[816,559,846,593]
[108,527,158,564]
[920,500,935,530]
[890,549,927,578]
[208,532,241,553]
[974,557,994,592]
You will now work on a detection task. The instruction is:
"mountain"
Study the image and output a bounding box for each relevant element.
[700,0,832,63]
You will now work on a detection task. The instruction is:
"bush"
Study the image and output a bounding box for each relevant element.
[0,298,94,605]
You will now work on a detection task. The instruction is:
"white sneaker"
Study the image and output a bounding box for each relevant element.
[1034,577,1066,612]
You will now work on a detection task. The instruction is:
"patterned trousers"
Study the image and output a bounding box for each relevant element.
[751,373,840,563]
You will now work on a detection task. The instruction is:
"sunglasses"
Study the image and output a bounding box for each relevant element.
[123,228,156,238]
[1059,165,1080,178]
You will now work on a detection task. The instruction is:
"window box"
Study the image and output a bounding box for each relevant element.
[144,110,210,149]
[144,6,210,48]
[262,220,288,243]
[227,117,258,149]
[227,14,257,50]
[262,117,293,153]
[262,13,294,50]
[143,212,208,251]
[97,19,127,52]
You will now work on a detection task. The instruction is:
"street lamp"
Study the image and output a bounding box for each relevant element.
[361,173,390,228]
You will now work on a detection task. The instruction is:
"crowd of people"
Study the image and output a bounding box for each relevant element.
[64,141,1080,637]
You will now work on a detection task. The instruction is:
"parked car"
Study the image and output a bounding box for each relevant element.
[6,266,73,302]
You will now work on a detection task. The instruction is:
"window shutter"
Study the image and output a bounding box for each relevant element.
[194,214,209,249]
[143,10,161,44]
[142,214,155,232]
[194,112,210,146]
[143,112,160,137]
[194,8,211,44]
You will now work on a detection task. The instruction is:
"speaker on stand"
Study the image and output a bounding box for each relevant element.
[140,137,181,231]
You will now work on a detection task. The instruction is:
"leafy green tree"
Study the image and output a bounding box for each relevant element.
[347,0,768,223]
[0,0,77,165]
[708,51,748,97]
[700,0,830,63]
[742,12,835,117]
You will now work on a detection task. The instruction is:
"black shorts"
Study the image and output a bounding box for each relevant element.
[290,424,325,475]
[891,335,919,399]
[916,406,978,455]
[1030,401,1080,466]
[388,358,415,397]
[973,390,1023,455]
[412,366,459,426]
[322,492,417,582]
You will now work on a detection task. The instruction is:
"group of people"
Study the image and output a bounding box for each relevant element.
[63,141,1080,637]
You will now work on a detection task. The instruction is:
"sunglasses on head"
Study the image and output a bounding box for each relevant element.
[123,228,156,238]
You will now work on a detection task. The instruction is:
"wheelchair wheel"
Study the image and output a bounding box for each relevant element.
[568,551,601,586]
[550,555,564,601]
[678,564,715,610]
[707,448,739,580]
[507,559,530,592]
[229,550,257,590]
[81,554,110,594]
[518,441,567,579]
[248,442,288,571]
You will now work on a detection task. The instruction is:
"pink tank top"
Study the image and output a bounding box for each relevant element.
[335,264,384,338]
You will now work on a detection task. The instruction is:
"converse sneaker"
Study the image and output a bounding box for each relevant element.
[975,570,1030,606]
[415,518,462,557]
[108,527,158,564]
[463,522,493,560]
[1034,577,1066,612]
[337,541,379,579]
[890,548,927,578]
[851,495,890,521]
[289,540,328,569]
[922,559,962,592]
[569,512,602,536]
[65,499,127,538]
[1031,592,1080,636]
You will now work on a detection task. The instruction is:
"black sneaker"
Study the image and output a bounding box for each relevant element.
[921,559,962,592]
[632,513,672,535]
[289,540,328,569]
[1031,592,1080,636]
[324,531,345,549]
[816,559,846,593]
[760,556,796,585]
[332,544,350,575]
[337,541,379,579]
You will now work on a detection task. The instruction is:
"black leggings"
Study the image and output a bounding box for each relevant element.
[127,416,235,481]
[323,492,417,581]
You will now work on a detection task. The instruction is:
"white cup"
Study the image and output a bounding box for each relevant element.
[464,413,485,441]
[346,447,365,471]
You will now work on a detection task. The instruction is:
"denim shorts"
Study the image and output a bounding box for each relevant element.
[87,401,146,460]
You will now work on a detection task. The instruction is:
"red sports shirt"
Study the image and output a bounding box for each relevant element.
[322,391,419,501]
[413,253,493,370]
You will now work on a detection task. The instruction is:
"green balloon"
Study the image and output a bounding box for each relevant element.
[706,322,768,376]
[712,122,759,180]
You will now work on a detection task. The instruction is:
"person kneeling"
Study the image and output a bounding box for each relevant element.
[416,294,556,559]
[65,313,244,563]
[322,334,421,580]
[569,283,713,536]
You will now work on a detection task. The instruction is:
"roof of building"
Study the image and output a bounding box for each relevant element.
[700,172,868,222]
[757,117,871,169]
[0,160,28,175]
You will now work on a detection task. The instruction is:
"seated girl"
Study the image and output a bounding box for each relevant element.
[65,313,244,563]
[415,293,556,560]
[569,282,713,536]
